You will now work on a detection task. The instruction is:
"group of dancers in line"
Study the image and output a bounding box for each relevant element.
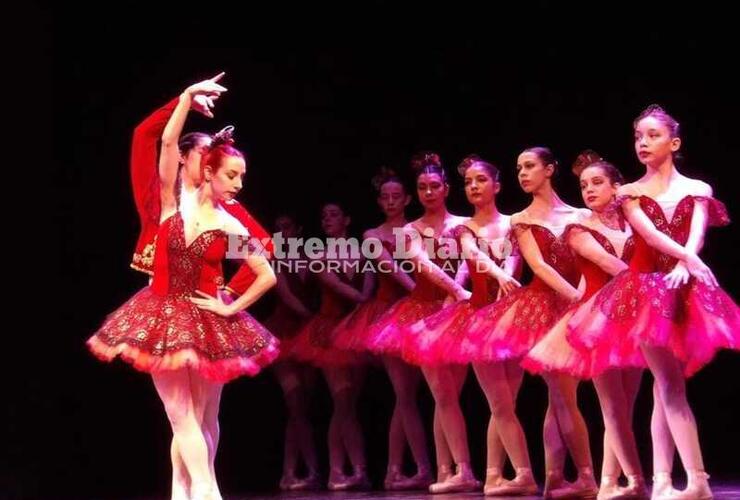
[86,73,740,500]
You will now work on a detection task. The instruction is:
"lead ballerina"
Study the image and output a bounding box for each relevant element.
[88,75,279,500]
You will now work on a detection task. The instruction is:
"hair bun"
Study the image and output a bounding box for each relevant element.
[457,154,481,176]
[371,166,399,191]
[410,151,442,173]
[572,149,603,177]
[643,104,667,115]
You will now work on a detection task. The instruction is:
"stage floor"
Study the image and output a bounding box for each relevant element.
[232,483,740,499]
[115,482,740,499]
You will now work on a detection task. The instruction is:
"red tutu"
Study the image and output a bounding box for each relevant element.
[402,300,482,365]
[523,302,647,378]
[567,271,740,377]
[88,287,279,383]
[457,222,580,362]
[465,285,572,362]
[364,295,445,356]
[333,254,407,352]
[89,213,279,383]
[288,313,367,366]
[522,308,592,378]
[287,268,368,367]
[523,222,645,378]
[262,312,307,363]
[567,195,739,377]
[333,297,398,351]
[366,226,467,357]
[262,266,316,362]
[402,224,507,365]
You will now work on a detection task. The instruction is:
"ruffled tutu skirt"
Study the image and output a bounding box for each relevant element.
[88,287,279,383]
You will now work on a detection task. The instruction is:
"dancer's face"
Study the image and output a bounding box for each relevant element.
[634,116,681,167]
[464,163,499,207]
[274,216,301,238]
[516,152,553,194]
[181,137,211,185]
[321,204,350,237]
[416,173,448,211]
[378,181,410,219]
[204,155,245,202]
[580,166,619,212]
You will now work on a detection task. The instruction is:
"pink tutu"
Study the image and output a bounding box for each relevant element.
[288,313,366,367]
[364,296,445,356]
[401,223,509,365]
[567,270,740,377]
[464,285,571,362]
[262,312,308,363]
[403,300,483,365]
[333,297,398,351]
[522,308,592,378]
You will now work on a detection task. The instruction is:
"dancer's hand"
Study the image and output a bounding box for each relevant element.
[685,252,719,287]
[664,262,690,289]
[190,290,236,317]
[453,287,471,302]
[191,94,220,118]
[496,274,521,297]
[184,72,227,99]
[568,289,582,303]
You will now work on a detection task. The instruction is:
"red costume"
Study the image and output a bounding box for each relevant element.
[128,97,274,296]
[88,213,279,382]
[567,196,740,377]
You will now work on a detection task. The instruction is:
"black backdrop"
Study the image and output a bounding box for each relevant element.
[18,4,740,499]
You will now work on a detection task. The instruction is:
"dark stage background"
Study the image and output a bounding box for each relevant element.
[18,4,740,499]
